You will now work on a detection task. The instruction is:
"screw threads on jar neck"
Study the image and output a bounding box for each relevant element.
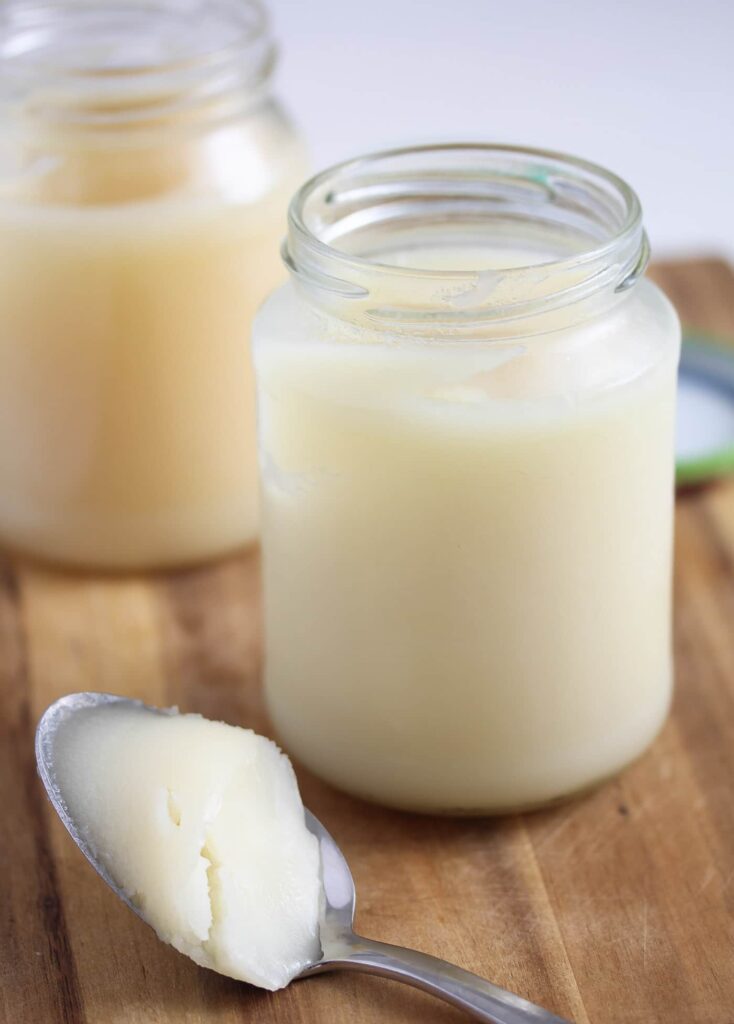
[284,143,649,337]
[0,0,276,132]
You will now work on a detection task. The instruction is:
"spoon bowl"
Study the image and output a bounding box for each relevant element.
[36,692,572,1024]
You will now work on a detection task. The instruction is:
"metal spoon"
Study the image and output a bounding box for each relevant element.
[36,693,572,1024]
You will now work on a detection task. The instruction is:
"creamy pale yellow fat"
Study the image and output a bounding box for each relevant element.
[53,703,321,990]
[0,119,302,568]
[255,256,680,813]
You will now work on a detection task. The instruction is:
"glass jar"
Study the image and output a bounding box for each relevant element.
[0,0,305,569]
[254,144,681,815]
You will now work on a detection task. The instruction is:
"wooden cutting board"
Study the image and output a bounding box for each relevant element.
[2,259,734,1024]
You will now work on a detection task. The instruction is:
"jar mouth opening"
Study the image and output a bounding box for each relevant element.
[0,0,275,128]
[285,143,649,329]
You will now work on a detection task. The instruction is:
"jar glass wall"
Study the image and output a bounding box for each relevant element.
[0,0,306,569]
[254,144,681,815]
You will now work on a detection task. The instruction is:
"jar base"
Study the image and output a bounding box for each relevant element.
[287,734,666,818]
[0,534,259,576]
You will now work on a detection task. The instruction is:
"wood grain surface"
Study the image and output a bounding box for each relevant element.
[2,259,734,1024]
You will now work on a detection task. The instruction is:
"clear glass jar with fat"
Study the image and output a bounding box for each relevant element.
[0,0,305,569]
[254,144,681,815]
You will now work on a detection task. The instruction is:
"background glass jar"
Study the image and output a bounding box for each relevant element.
[254,143,681,815]
[0,0,305,569]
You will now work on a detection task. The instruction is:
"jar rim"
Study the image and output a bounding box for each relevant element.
[284,142,649,330]
[0,0,276,128]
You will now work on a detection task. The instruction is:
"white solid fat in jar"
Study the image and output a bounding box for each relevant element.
[255,232,681,813]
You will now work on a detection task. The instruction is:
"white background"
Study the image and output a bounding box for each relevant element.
[270,0,734,261]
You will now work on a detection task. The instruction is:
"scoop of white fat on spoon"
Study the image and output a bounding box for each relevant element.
[36,694,572,1023]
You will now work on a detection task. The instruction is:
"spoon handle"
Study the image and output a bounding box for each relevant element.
[323,935,572,1024]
